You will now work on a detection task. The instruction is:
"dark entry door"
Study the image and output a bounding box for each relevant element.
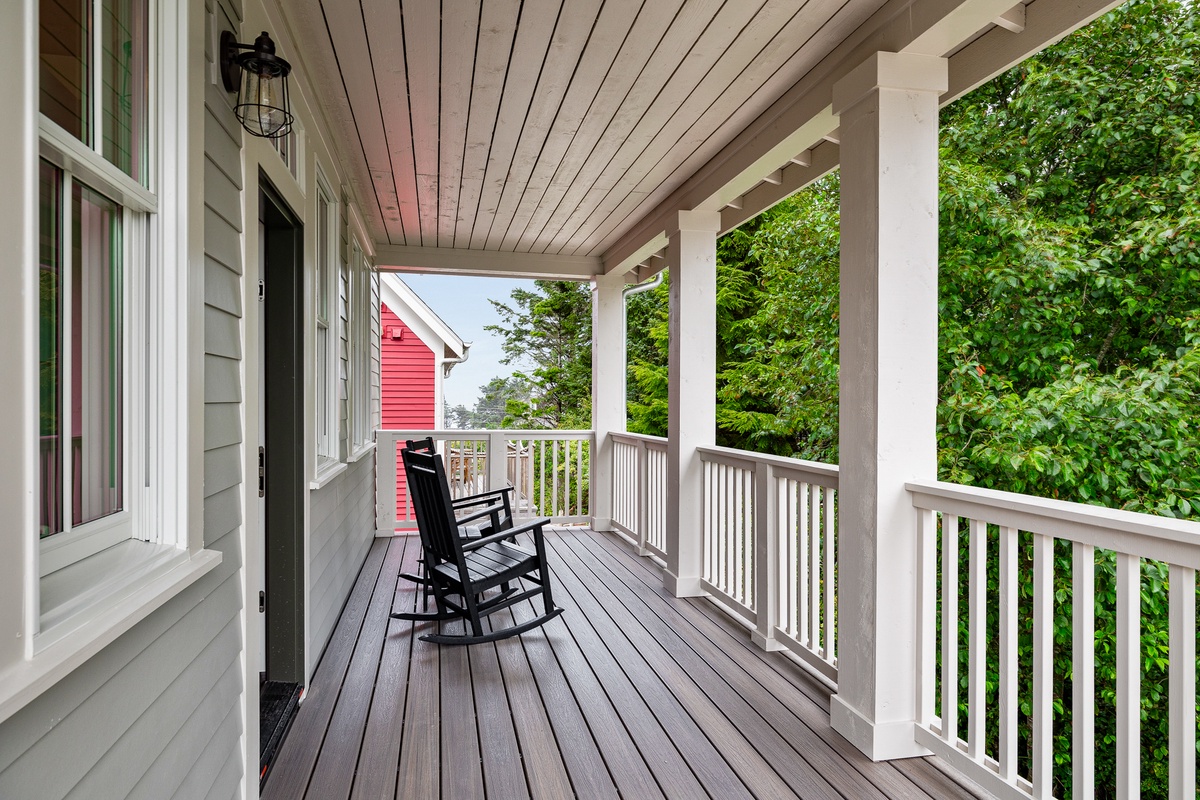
[259,181,305,685]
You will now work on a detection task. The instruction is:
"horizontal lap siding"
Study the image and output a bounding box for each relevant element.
[381,304,435,522]
[309,454,377,664]
[0,4,249,796]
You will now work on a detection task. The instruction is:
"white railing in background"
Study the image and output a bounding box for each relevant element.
[376,430,594,531]
[698,446,839,683]
[610,432,669,559]
[909,480,1200,800]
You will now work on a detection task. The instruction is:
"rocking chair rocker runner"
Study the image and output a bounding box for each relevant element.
[392,447,563,645]
[395,437,516,590]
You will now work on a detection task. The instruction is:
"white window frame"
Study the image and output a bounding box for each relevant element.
[311,173,340,484]
[347,233,373,460]
[0,0,220,722]
[36,137,146,577]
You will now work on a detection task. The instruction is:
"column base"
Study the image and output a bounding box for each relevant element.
[663,571,706,598]
[830,695,931,761]
[589,516,614,532]
[751,630,784,652]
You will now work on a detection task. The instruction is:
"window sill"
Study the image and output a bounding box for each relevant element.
[0,542,221,726]
[348,442,376,464]
[310,460,348,490]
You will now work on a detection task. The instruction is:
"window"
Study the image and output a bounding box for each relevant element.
[314,181,337,469]
[40,0,148,183]
[38,162,128,555]
[0,0,220,719]
[38,0,149,574]
[348,236,373,456]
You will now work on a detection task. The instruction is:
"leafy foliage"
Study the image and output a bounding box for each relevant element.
[624,1,1200,794]
[485,281,593,429]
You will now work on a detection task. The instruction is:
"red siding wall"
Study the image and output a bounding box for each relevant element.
[381,303,436,523]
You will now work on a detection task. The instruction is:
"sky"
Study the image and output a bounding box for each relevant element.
[396,273,537,411]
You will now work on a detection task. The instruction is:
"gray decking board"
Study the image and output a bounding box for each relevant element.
[264,528,982,799]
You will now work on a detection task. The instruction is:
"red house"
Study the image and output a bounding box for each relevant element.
[380,275,469,521]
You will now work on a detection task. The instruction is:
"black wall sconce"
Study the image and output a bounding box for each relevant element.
[220,30,294,139]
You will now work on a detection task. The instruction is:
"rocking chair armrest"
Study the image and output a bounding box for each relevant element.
[455,504,504,526]
[452,486,515,508]
[461,517,551,552]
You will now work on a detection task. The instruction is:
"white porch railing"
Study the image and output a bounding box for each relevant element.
[697,446,839,683]
[909,480,1200,800]
[610,432,669,559]
[376,429,594,531]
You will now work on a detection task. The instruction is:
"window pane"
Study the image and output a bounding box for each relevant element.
[317,325,329,456]
[40,0,91,141]
[39,161,64,538]
[317,193,329,322]
[72,182,123,526]
[101,0,147,181]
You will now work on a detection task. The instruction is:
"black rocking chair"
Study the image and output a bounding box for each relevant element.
[392,447,563,645]
[396,437,516,590]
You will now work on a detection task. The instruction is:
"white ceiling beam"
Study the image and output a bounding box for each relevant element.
[602,231,671,280]
[601,0,1122,275]
[374,245,602,281]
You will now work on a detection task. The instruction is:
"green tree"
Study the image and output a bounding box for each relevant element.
[487,281,593,429]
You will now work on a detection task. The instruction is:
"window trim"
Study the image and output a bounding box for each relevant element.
[312,173,338,475]
[347,233,373,460]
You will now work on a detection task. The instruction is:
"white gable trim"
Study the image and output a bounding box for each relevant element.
[379,274,467,362]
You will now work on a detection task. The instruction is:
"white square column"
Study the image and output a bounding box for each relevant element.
[829,52,947,760]
[664,210,721,597]
[590,272,628,532]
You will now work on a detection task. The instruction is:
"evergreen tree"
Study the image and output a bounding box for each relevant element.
[486,281,593,429]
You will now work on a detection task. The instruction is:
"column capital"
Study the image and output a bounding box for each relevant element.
[832,52,948,117]
[670,209,722,237]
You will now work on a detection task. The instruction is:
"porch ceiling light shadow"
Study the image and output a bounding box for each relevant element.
[220,30,295,139]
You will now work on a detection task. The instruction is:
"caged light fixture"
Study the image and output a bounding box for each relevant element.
[220,30,294,139]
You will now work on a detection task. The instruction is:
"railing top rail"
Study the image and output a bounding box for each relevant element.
[609,431,668,446]
[376,429,596,440]
[697,445,839,485]
[908,478,1200,566]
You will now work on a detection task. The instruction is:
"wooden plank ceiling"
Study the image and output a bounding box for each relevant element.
[286,0,887,259]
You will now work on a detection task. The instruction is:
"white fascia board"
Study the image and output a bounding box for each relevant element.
[375,245,601,281]
[600,0,1110,272]
[379,273,466,361]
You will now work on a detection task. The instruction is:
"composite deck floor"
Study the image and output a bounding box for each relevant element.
[262,527,983,800]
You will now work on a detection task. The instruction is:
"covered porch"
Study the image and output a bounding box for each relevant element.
[263,526,980,799]
[278,0,1200,796]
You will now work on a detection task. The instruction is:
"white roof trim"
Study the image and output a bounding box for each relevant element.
[379,274,467,362]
